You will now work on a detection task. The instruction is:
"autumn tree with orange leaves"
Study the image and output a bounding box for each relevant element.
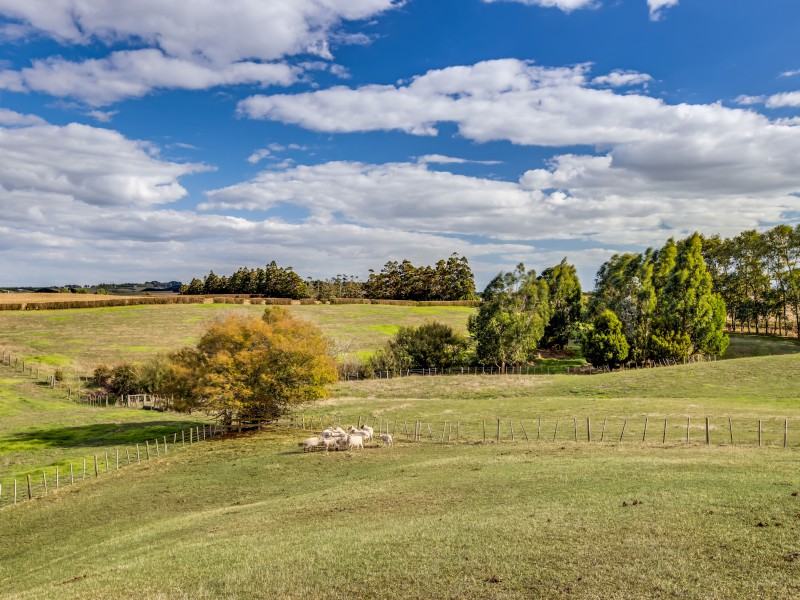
[166,307,337,425]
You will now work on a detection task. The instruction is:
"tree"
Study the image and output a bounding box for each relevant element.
[468,263,550,370]
[369,321,471,372]
[582,310,629,369]
[653,233,729,358]
[539,258,582,349]
[167,307,337,424]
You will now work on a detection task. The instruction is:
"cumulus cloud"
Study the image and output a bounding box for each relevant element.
[766,91,800,108]
[0,120,206,207]
[0,0,398,104]
[647,0,679,21]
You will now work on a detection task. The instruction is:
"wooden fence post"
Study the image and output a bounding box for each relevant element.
[164,436,168,455]
[105,453,109,473]
[520,420,529,441]
[784,419,788,449]
[553,419,559,442]
[182,429,185,447]
[26,474,32,500]
[155,438,160,457]
[482,419,486,442]
[705,418,710,445]
[126,448,131,465]
[94,455,99,477]
[728,418,733,446]
[537,418,541,441]
[587,418,591,442]
[662,418,667,444]
[510,419,514,442]
[497,418,501,442]
[758,419,762,448]
[643,417,648,442]
[573,417,577,442]
[136,443,141,463]
[686,417,690,445]
[43,472,48,494]
[146,441,151,460]
[600,419,607,442]
[619,419,627,442]
[70,463,74,485]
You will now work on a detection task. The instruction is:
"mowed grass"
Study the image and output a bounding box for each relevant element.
[0,303,473,373]
[0,365,209,479]
[0,428,798,599]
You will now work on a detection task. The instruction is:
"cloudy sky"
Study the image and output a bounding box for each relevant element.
[0,0,799,288]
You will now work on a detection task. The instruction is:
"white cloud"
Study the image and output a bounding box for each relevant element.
[780,69,800,78]
[766,91,800,108]
[86,109,118,123]
[481,0,598,11]
[734,94,766,106]
[0,1,398,104]
[247,149,274,164]
[0,120,206,208]
[592,70,652,87]
[417,154,502,165]
[0,108,45,126]
[647,0,679,21]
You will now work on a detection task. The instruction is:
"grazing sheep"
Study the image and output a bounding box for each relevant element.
[347,434,364,450]
[298,436,322,452]
[348,425,372,442]
[380,433,393,448]
[361,424,374,440]
[320,437,339,452]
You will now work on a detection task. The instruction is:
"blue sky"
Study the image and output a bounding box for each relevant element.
[0,0,799,288]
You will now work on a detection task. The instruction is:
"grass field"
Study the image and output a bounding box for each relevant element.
[2,306,800,598]
[0,303,474,374]
[0,363,209,480]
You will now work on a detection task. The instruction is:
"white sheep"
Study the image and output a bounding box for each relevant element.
[380,433,393,448]
[320,437,339,452]
[348,425,372,442]
[347,434,364,450]
[361,424,374,440]
[298,436,322,452]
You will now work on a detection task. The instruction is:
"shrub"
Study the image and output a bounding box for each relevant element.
[582,310,629,369]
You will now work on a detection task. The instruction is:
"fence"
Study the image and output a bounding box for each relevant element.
[286,413,799,451]
[342,355,720,380]
[0,423,219,510]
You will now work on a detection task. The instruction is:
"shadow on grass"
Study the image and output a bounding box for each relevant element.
[1,420,209,450]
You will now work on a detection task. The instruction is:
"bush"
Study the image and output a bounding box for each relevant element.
[582,310,629,369]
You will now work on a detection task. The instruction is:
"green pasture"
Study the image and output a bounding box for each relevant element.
[1,426,798,599]
[0,303,474,374]
[0,365,209,479]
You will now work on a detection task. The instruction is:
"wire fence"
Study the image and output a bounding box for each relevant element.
[343,355,720,380]
[0,423,219,510]
[287,413,799,452]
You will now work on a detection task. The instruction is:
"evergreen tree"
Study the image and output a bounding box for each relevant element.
[539,258,582,350]
[582,310,629,368]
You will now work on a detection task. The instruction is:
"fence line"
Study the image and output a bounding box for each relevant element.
[284,413,798,453]
[342,355,719,381]
[0,423,220,511]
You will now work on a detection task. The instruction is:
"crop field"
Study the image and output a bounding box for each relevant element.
[1,305,800,598]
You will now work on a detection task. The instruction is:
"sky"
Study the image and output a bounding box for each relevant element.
[0,0,799,289]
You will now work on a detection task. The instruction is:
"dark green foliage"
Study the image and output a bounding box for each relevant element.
[369,321,471,372]
[539,258,582,349]
[582,310,629,368]
[655,233,729,358]
[364,253,476,301]
[468,263,550,369]
[108,364,138,396]
[183,261,309,298]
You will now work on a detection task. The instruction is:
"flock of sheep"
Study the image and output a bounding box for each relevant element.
[298,425,393,452]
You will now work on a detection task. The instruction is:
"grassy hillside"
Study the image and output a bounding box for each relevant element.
[1,427,798,599]
[0,303,474,373]
[0,364,208,480]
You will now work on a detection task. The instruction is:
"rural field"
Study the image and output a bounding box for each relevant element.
[1,304,800,599]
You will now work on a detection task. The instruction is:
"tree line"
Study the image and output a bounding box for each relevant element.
[179,253,477,302]
[702,225,800,337]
